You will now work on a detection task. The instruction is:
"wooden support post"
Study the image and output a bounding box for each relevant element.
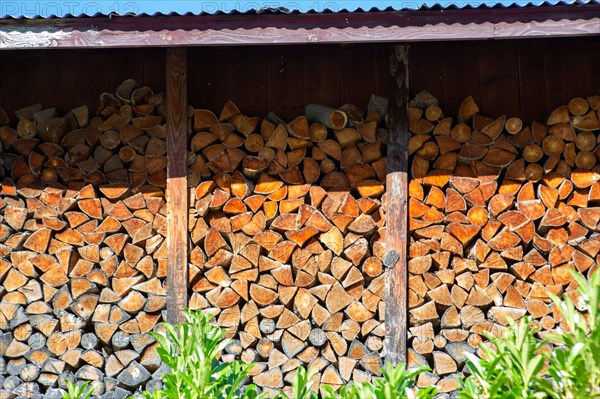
[385,45,409,364]
[166,47,188,325]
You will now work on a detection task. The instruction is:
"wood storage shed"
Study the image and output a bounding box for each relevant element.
[0,1,599,397]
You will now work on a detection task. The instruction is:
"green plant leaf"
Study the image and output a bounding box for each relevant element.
[62,380,94,399]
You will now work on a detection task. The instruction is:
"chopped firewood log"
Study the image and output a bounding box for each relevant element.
[306,104,348,130]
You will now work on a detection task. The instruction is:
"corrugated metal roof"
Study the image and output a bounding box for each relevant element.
[1,0,597,19]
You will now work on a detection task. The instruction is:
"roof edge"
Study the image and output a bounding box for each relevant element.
[1,0,598,19]
[1,5,599,49]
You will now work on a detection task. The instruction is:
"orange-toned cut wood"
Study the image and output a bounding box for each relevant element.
[487,229,521,251]
[481,115,506,140]
[424,186,445,210]
[467,207,489,227]
[445,189,467,213]
[572,169,600,189]
[433,117,453,135]
[286,227,319,247]
[423,169,450,188]
[458,96,479,123]
[446,223,480,246]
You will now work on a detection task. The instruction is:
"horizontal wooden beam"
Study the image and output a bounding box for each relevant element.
[1,6,599,49]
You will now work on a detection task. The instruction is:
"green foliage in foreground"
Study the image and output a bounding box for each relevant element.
[137,309,434,399]
[321,363,437,399]
[546,268,600,399]
[281,363,437,399]
[140,309,262,399]
[283,366,318,399]
[137,269,598,399]
[457,316,557,399]
[61,380,94,399]
[458,268,600,399]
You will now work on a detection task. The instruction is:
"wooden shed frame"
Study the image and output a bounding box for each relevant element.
[1,4,599,366]
[152,43,413,363]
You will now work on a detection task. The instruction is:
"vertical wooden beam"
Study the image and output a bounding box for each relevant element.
[385,45,409,365]
[166,47,188,325]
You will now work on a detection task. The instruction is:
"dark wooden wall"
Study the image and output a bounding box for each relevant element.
[0,44,392,123]
[0,48,165,123]
[1,37,598,124]
[187,44,393,120]
[410,36,600,124]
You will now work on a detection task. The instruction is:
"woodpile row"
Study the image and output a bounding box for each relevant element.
[0,79,168,398]
[406,91,600,393]
[186,98,390,396]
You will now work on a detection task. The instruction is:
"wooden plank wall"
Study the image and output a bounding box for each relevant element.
[187,44,393,119]
[409,36,600,124]
[1,37,597,124]
[0,48,166,124]
[0,45,391,123]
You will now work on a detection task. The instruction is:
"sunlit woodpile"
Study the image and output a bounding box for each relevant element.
[186,97,390,396]
[406,91,599,393]
[0,79,168,397]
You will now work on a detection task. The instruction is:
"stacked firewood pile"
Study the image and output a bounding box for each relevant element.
[0,79,167,398]
[407,91,600,394]
[3,73,597,398]
[187,98,390,396]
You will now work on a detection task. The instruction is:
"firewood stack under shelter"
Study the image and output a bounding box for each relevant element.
[0,79,392,397]
[0,71,599,398]
[186,97,390,396]
[0,79,168,398]
[406,91,599,393]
